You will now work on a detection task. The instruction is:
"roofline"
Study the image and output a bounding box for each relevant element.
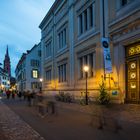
[39,0,59,29]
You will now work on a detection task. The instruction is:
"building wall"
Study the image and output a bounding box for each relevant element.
[40,0,140,103]
[15,44,41,93]
[0,72,10,91]
[108,0,140,103]
[25,44,41,92]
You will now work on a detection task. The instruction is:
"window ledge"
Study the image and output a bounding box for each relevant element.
[56,47,69,58]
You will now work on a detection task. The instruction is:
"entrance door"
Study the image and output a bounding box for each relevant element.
[126,43,140,103]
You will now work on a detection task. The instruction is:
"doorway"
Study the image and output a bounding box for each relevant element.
[126,43,140,103]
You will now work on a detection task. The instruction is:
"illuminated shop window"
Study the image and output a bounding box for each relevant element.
[32,70,38,78]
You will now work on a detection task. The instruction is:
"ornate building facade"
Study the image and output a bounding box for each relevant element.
[39,0,140,103]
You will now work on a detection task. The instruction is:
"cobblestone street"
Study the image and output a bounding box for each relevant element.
[0,100,45,140]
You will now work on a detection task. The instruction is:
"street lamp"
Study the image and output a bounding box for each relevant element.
[39,78,43,92]
[83,65,89,105]
[39,78,43,82]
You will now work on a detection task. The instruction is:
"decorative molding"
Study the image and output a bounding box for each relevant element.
[110,20,140,42]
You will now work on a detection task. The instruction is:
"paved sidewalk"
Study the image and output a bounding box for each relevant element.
[57,101,140,124]
[1,97,140,140]
[0,100,45,140]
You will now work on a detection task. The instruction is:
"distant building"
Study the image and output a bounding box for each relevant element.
[15,43,41,92]
[0,67,10,91]
[4,46,11,77]
[39,0,140,103]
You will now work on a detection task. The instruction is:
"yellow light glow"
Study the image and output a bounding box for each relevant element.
[39,78,43,82]
[130,73,136,79]
[131,83,136,89]
[131,63,136,69]
[83,65,89,72]
[1,84,4,88]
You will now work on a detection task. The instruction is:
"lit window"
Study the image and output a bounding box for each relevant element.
[79,52,95,79]
[32,70,38,78]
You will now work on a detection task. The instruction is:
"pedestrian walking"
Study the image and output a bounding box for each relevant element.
[18,91,22,101]
[27,91,32,106]
[6,90,11,99]
[12,91,16,99]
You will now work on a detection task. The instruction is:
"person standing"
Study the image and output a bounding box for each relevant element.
[6,90,11,99]
[12,90,15,99]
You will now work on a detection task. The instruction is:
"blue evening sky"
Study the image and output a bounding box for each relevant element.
[0,0,55,76]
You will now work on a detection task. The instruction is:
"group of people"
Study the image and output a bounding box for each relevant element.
[1,90,17,99]
[0,89,43,106]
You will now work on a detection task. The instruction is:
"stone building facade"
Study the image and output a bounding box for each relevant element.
[39,0,140,103]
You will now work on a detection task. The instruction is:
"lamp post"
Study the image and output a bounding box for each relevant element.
[39,78,43,92]
[83,65,89,105]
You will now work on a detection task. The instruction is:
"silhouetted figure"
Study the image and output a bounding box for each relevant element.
[18,91,22,100]
[27,91,32,106]
[6,90,11,99]
[12,91,15,99]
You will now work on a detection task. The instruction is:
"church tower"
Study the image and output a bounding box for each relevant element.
[4,46,11,77]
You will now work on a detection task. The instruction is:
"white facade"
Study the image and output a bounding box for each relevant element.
[0,67,10,91]
[15,43,41,92]
[25,43,41,92]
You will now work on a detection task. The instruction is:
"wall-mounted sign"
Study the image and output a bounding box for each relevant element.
[101,37,112,74]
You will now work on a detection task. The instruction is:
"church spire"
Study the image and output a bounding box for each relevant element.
[6,45,9,57]
[4,45,11,77]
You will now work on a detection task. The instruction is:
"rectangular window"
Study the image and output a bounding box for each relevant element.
[46,70,51,83]
[89,53,94,77]
[79,53,95,79]
[31,59,39,67]
[120,0,132,7]
[31,82,39,89]
[121,0,128,6]
[84,10,88,31]
[58,28,67,50]
[38,50,41,57]
[78,3,94,35]
[80,58,83,78]
[45,40,52,58]
[89,5,93,27]
[32,70,38,78]
[79,14,83,34]
[58,64,67,83]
